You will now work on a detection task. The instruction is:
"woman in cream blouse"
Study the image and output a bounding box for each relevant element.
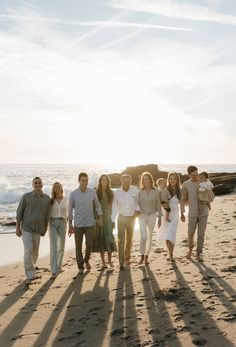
[138,172,162,265]
[49,182,68,279]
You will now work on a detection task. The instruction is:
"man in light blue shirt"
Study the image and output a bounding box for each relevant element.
[68,172,102,274]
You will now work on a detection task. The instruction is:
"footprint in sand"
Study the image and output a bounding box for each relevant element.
[192,337,207,346]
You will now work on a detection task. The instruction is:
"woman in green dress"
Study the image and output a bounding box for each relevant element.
[94,174,117,268]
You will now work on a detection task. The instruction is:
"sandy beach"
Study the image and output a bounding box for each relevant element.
[0,193,236,347]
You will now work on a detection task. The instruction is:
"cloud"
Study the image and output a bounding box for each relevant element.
[0,5,235,165]
[107,0,236,26]
[0,14,192,31]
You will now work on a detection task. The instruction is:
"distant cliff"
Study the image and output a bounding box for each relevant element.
[108,164,236,195]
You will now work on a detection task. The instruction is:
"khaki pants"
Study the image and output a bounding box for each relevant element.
[188,216,208,254]
[117,214,135,266]
[74,226,94,269]
[22,230,40,280]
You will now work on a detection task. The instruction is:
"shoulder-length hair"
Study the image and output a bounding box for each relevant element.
[96,175,114,205]
[167,172,181,200]
[51,182,64,204]
[140,172,155,190]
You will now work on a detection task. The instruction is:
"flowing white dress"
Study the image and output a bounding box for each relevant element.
[156,195,180,245]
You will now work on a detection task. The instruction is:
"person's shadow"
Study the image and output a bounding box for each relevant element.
[193,261,236,322]
[50,270,112,347]
[0,279,54,347]
[109,268,140,347]
[141,265,182,346]
[172,263,235,347]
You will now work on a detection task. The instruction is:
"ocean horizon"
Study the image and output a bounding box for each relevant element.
[1,162,236,235]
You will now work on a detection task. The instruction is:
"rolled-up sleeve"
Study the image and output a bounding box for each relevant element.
[111,191,118,222]
[156,190,162,217]
[180,184,187,213]
[16,195,26,221]
[93,191,102,216]
[68,192,74,221]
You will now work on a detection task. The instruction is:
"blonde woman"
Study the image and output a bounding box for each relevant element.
[49,182,68,279]
[138,172,162,265]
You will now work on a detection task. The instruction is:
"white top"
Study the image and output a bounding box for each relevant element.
[199,179,214,192]
[51,197,69,218]
[112,185,140,222]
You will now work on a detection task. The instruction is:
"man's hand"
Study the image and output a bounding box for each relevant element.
[16,227,22,237]
[181,213,186,222]
[157,217,161,229]
[68,225,74,237]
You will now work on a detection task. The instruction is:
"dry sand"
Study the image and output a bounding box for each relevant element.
[0,194,236,347]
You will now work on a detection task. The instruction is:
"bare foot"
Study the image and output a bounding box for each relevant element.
[144,256,149,265]
[186,252,192,260]
[138,255,144,265]
[85,262,91,271]
[196,254,203,262]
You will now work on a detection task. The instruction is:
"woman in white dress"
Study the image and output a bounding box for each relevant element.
[156,172,181,262]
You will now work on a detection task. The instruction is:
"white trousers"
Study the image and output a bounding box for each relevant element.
[22,231,40,279]
[138,213,157,255]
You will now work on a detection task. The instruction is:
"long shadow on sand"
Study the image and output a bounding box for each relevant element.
[50,270,112,347]
[109,268,140,347]
[140,266,183,346]
[0,279,53,346]
[32,273,88,347]
[193,262,236,321]
[0,282,28,316]
[172,264,235,347]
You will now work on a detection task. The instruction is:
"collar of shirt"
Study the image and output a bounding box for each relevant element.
[32,190,44,197]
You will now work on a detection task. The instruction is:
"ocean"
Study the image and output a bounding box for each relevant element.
[1,163,236,234]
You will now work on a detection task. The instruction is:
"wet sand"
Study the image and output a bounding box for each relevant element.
[0,194,236,347]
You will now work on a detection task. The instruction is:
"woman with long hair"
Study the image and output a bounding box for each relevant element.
[93,175,117,268]
[49,182,68,279]
[138,172,162,265]
[156,172,181,262]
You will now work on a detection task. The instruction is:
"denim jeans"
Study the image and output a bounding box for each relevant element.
[49,217,67,274]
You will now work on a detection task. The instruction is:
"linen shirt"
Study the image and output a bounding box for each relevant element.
[69,187,102,227]
[16,190,51,234]
[112,185,140,222]
[138,188,162,217]
[51,197,68,218]
[181,179,209,217]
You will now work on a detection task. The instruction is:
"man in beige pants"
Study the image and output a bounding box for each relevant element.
[181,166,209,262]
[112,174,140,269]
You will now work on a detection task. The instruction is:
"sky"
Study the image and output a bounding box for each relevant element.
[0,0,236,167]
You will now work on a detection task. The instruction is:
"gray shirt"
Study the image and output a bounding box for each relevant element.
[181,179,209,217]
[138,188,162,217]
[69,187,102,227]
[16,190,51,235]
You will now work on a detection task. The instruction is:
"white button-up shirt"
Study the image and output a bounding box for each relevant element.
[112,185,140,222]
[51,197,69,219]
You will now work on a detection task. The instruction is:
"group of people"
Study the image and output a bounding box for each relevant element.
[16,166,215,284]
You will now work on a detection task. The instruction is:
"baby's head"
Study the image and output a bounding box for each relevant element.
[199,171,208,183]
[156,178,167,189]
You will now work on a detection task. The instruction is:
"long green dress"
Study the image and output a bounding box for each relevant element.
[93,194,117,252]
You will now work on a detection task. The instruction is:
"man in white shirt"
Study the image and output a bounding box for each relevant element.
[112,174,140,269]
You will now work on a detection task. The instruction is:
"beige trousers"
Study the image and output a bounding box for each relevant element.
[117,214,135,266]
[188,216,208,254]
